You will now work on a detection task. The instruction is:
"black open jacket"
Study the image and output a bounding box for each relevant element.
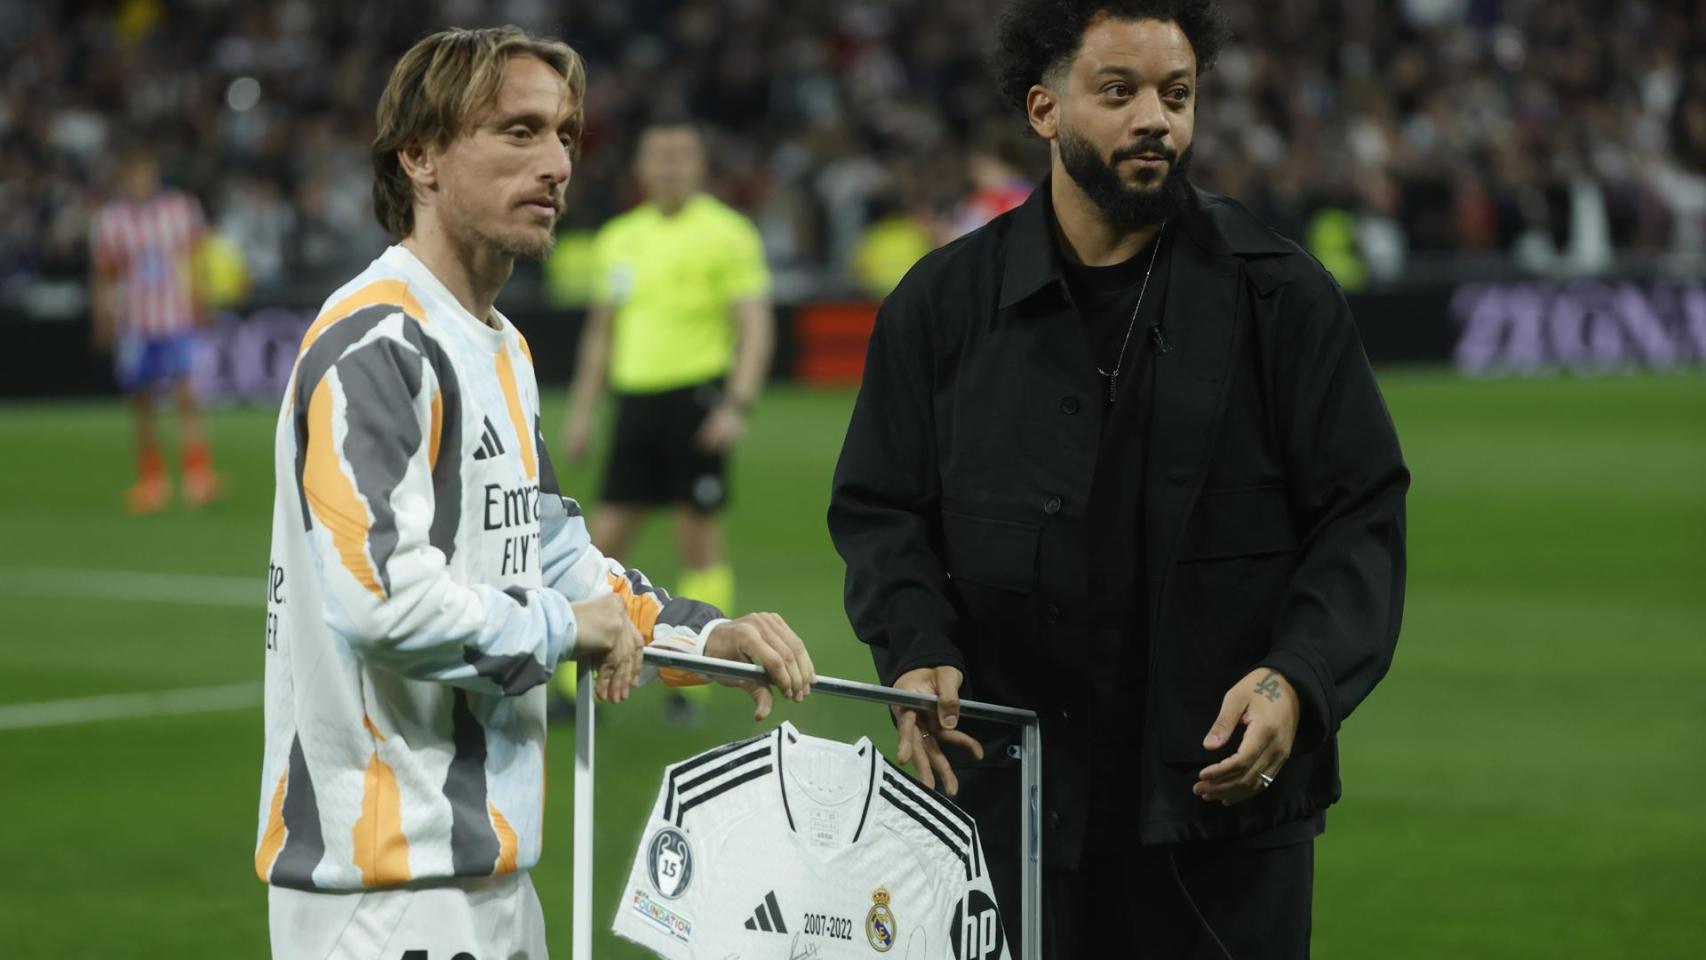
[828,182,1408,863]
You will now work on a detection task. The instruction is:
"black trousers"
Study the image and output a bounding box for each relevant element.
[952,741,1314,958]
[967,777,1314,960]
[1037,839,1313,959]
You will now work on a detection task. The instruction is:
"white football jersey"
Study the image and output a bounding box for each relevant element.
[614,721,1010,960]
[255,245,723,892]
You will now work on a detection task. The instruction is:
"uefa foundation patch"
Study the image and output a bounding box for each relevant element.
[630,888,694,943]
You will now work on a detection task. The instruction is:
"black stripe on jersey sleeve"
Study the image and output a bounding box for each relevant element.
[971,821,981,878]
[882,760,978,833]
[662,732,768,822]
[881,771,969,846]
[878,787,972,881]
[678,764,775,825]
[883,769,984,877]
[677,743,772,797]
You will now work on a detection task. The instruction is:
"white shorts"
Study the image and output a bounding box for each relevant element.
[268,872,547,960]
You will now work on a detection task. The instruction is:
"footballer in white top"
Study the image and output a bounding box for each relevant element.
[616,721,1011,960]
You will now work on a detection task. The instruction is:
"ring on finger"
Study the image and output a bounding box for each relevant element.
[1257,772,1275,788]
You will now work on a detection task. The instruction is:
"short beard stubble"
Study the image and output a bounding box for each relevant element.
[487,228,556,262]
[445,189,559,262]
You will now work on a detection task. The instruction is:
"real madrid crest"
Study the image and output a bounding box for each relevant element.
[865,886,897,952]
[645,826,693,899]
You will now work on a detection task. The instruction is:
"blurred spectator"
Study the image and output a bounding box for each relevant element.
[217,171,294,290]
[852,194,934,299]
[941,128,1037,242]
[1645,61,1706,271]
[2,0,1704,306]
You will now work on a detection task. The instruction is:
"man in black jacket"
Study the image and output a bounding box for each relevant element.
[828,2,1408,956]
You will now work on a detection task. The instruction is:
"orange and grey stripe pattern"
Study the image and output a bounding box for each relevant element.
[297,279,426,361]
[493,347,537,481]
[290,293,463,596]
[254,736,326,887]
[605,568,722,687]
[353,715,411,886]
[260,246,733,892]
[533,415,726,687]
[443,690,523,878]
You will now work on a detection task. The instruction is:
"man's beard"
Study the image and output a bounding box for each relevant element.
[1058,123,1193,229]
[447,196,559,261]
[486,228,555,261]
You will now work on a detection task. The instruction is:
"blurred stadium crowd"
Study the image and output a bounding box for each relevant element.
[2,0,1704,306]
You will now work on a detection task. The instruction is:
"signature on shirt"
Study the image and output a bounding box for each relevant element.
[788,933,823,960]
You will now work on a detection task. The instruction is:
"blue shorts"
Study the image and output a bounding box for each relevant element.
[114,332,197,392]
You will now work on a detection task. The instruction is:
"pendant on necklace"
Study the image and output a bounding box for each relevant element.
[1105,372,1118,404]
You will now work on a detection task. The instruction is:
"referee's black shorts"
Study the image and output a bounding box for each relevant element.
[601,379,729,512]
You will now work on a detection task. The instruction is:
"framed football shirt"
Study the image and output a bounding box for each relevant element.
[615,721,1010,960]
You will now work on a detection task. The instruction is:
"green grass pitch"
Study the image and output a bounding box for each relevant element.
[0,372,1701,957]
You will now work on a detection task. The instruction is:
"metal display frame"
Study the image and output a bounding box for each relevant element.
[573,648,1044,960]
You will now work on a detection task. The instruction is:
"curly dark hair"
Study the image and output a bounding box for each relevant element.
[992,0,1233,113]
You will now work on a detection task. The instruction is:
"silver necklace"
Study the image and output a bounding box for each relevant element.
[1094,222,1165,405]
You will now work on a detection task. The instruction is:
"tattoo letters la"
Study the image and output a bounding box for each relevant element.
[1254,671,1283,703]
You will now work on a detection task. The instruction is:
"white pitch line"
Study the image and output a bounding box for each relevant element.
[0,567,259,607]
[0,682,262,732]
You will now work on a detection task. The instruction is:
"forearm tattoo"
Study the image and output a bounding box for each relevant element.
[1254,671,1283,703]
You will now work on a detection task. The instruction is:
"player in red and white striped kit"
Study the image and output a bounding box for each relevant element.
[89,148,221,513]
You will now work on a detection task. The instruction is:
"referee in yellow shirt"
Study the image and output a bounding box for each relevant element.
[562,119,774,724]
